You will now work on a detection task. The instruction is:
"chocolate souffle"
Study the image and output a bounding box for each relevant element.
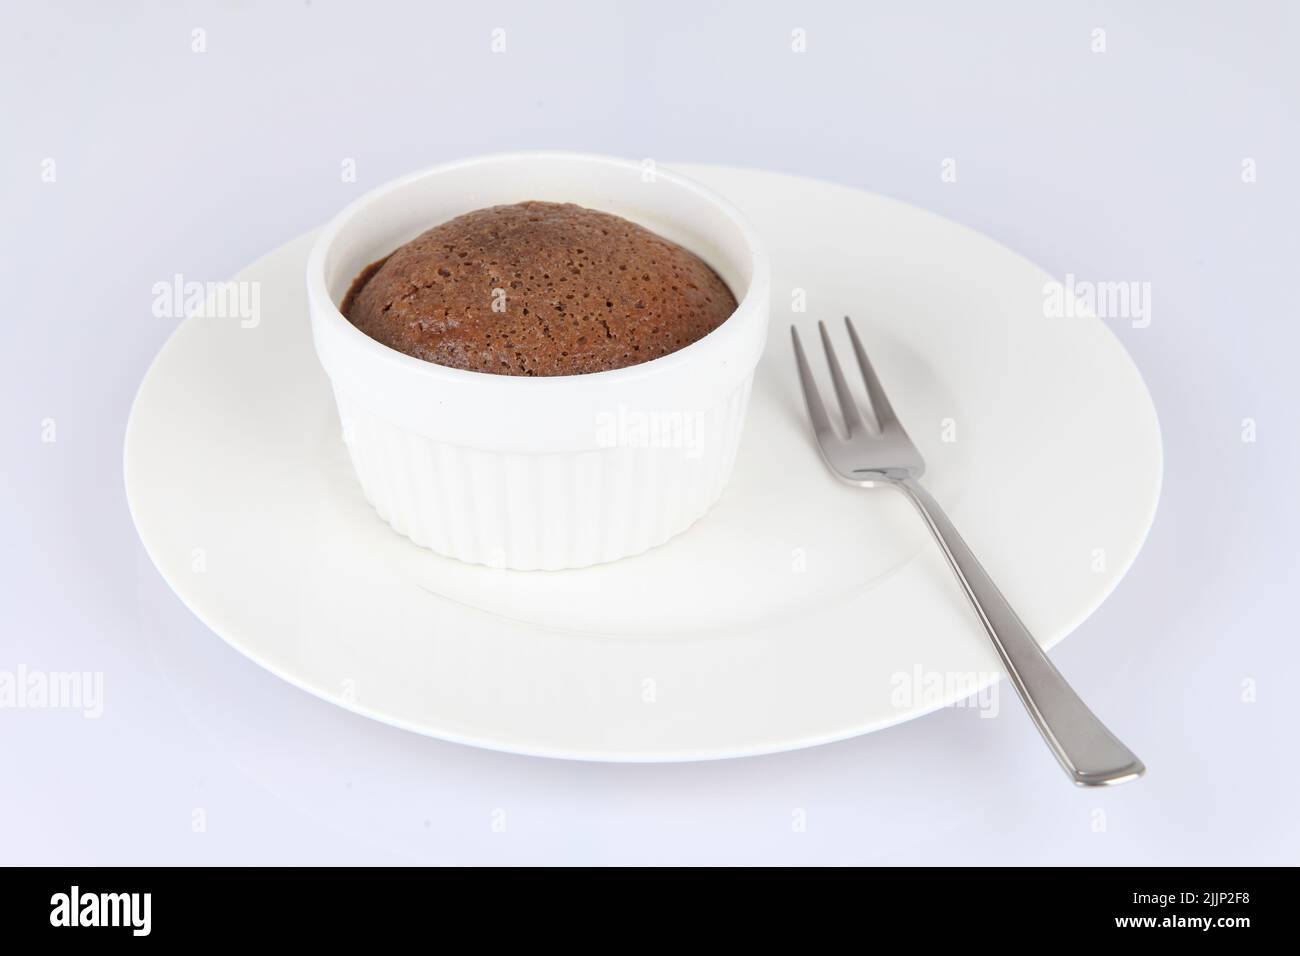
[341,201,737,376]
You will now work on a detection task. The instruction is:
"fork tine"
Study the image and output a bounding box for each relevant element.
[844,316,900,430]
[817,321,867,436]
[790,326,835,442]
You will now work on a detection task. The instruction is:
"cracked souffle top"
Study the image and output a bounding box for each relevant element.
[341,201,737,376]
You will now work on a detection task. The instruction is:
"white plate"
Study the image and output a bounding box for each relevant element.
[124,164,1161,761]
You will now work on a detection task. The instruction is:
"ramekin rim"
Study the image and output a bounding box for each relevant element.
[305,150,771,387]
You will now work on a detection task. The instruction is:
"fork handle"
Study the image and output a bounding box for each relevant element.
[895,477,1145,787]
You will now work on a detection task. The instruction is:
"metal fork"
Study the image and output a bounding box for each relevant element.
[791,317,1145,787]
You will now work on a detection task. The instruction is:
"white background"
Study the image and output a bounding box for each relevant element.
[2,1,1296,864]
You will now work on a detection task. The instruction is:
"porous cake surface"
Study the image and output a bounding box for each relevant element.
[342,201,737,376]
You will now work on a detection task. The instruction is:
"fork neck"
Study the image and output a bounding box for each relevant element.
[847,467,923,486]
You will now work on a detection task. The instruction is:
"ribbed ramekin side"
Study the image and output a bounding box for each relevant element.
[330,375,754,570]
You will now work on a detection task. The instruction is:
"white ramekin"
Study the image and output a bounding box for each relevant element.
[306,152,770,570]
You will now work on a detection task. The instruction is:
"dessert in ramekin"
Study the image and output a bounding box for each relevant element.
[306,152,770,570]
